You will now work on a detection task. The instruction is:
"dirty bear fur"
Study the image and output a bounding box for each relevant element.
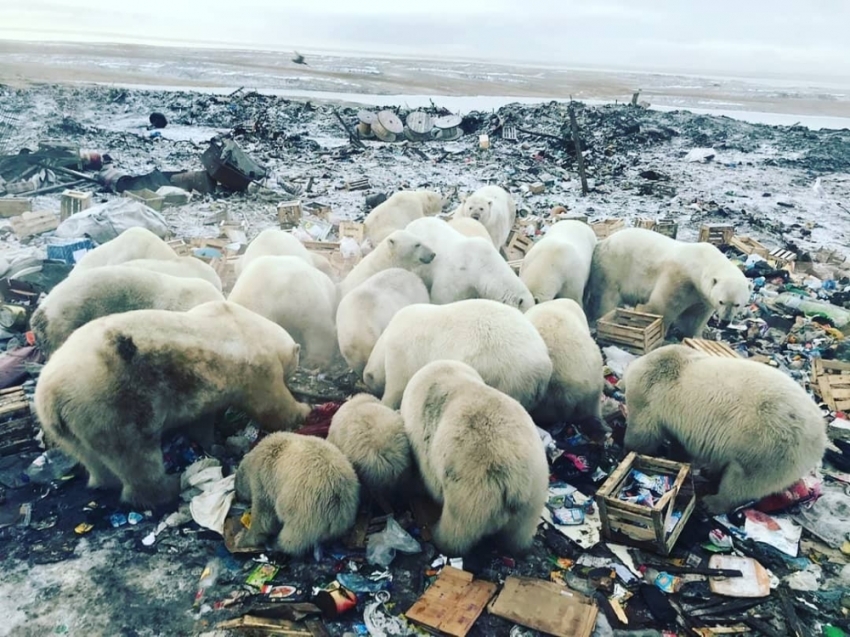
[236,228,335,280]
[447,216,493,243]
[520,220,598,305]
[405,217,533,310]
[73,226,177,271]
[120,256,223,291]
[584,228,752,337]
[33,301,310,508]
[525,299,604,424]
[229,255,339,367]
[31,266,224,357]
[363,299,552,410]
[454,185,516,249]
[364,189,444,246]
[235,432,360,555]
[327,393,412,502]
[400,360,548,556]
[623,344,827,514]
[336,268,429,377]
[339,229,435,297]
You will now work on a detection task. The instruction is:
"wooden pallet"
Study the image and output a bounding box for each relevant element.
[507,259,522,274]
[698,223,734,246]
[596,308,664,355]
[0,386,38,457]
[504,230,534,262]
[769,247,797,271]
[682,338,741,359]
[729,235,769,259]
[812,358,850,412]
[591,218,626,240]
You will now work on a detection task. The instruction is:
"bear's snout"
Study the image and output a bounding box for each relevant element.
[471,213,481,221]
[420,251,436,264]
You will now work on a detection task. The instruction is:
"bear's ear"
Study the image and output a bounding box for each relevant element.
[712,277,718,286]
[387,236,396,251]
[486,198,495,209]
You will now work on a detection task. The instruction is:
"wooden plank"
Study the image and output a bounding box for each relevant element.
[729,235,769,258]
[683,338,740,359]
[406,567,497,637]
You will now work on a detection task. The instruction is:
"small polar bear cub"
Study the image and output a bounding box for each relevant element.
[623,344,827,514]
[400,360,549,556]
[234,432,360,555]
[327,393,412,501]
[520,220,597,306]
[455,185,516,249]
[336,268,430,377]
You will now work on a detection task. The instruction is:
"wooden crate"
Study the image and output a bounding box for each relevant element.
[0,386,38,457]
[507,260,522,274]
[769,247,797,271]
[303,240,361,278]
[210,255,240,296]
[0,198,33,218]
[504,230,534,262]
[10,211,60,240]
[277,200,302,228]
[698,223,734,246]
[591,218,626,240]
[729,235,769,259]
[682,338,741,359]
[60,190,92,221]
[166,238,192,257]
[303,201,332,219]
[636,217,678,239]
[596,452,696,556]
[338,221,365,244]
[125,188,164,212]
[812,358,850,412]
[596,308,664,355]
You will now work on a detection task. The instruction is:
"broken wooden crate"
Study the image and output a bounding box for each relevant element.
[278,200,303,228]
[590,218,625,240]
[812,358,850,412]
[10,211,60,240]
[596,308,664,355]
[596,452,696,556]
[729,235,769,259]
[302,241,361,278]
[769,247,797,271]
[504,229,534,270]
[682,337,741,359]
[0,386,39,457]
[636,217,678,239]
[406,566,497,637]
[698,223,734,246]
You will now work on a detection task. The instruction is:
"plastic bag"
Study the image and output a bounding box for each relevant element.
[55,199,170,244]
[366,517,421,567]
[339,236,362,260]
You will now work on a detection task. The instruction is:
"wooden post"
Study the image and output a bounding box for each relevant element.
[569,104,589,196]
[631,90,641,106]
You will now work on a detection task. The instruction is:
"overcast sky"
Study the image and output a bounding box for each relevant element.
[2,0,849,80]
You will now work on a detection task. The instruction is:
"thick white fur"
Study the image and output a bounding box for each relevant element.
[336,268,429,377]
[400,360,548,556]
[236,228,334,279]
[454,185,516,248]
[121,256,223,291]
[448,217,494,243]
[520,220,597,305]
[339,229,435,297]
[363,299,552,410]
[364,190,444,245]
[525,299,604,424]
[584,228,752,337]
[73,226,177,271]
[623,344,827,513]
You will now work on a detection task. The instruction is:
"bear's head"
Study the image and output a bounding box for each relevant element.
[385,230,435,265]
[418,190,445,215]
[462,195,493,224]
[709,275,752,323]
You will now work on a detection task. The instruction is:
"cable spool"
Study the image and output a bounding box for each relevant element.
[371,110,404,142]
[404,111,433,142]
[356,110,376,138]
[431,114,463,141]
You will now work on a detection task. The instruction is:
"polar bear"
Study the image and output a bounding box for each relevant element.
[520,220,597,306]
[30,266,224,357]
[454,185,516,248]
[448,217,493,243]
[236,228,334,280]
[327,393,412,502]
[33,301,310,507]
[229,256,339,367]
[400,360,548,556]
[623,344,827,514]
[525,299,604,424]
[405,217,533,310]
[73,226,177,271]
[364,189,444,245]
[120,256,223,291]
[234,432,360,555]
[363,299,552,410]
[336,268,429,376]
[584,228,752,337]
[339,230,435,297]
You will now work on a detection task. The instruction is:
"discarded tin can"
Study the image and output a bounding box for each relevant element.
[314,581,358,618]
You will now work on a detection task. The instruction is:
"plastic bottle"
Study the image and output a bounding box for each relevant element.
[774,293,850,331]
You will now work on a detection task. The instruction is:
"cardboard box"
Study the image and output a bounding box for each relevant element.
[406,567,497,637]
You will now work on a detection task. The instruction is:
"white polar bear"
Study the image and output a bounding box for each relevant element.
[336,268,430,377]
[520,220,597,306]
[525,299,604,425]
[364,189,444,246]
[405,217,533,310]
[400,360,549,556]
[120,256,223,292]
[447,217,493,243]
[228,255,339,367]
[584,228,752,338]
[363,299,552,410]
[236,228,334,280]
[454,185,516,249]
[623,344,827,514]
[339,229,435,297]
[73,226,177,271]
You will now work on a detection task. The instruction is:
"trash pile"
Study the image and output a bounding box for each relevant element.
[1,83,850,636]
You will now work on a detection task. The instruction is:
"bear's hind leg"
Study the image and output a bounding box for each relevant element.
[238,490,280,549]
[496,509,541,556]
[702,461,752,514]
[274,519,317,556]
[100,438,179,507]
[75,442,122,490]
